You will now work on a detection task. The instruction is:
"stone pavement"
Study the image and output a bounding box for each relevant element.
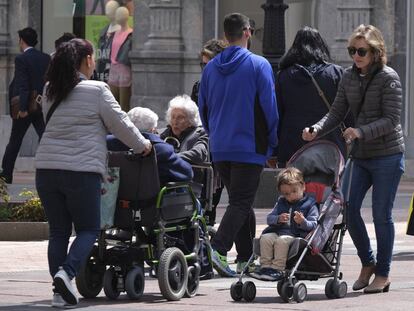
[0,172,413,310]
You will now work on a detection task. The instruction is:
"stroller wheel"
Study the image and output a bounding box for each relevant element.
[325,279,336,299]
[125,266,145,300]
[158,247,188,301]
[185,264,200,298]
[333,281,348,298]
[103,267,121,300]
[242,281,256,302]
[277,280,284,296]
[230,281,243,301]
[280,281,294,303]
[293,282,307,303]
[75,247,105,298]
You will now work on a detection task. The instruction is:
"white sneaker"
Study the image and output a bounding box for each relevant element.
[53,268,79,306]
[51,293,76,308]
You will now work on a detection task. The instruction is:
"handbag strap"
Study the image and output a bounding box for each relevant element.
[45,76,87,125]
[45,101,60,125]
[295,64,347,132]
[354,67,381,119]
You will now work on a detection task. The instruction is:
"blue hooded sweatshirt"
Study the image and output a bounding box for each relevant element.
[198,46,279,165]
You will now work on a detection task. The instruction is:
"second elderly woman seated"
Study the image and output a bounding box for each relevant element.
[160,95,209,169]
[107,107,193,185]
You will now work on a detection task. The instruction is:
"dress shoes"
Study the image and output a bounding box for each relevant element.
[352,265,376,291]
[363,276,391,294]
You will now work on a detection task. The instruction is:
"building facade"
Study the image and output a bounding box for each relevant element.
[0,0,413,177]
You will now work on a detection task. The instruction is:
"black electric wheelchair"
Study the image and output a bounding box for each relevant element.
[75,149,210,301]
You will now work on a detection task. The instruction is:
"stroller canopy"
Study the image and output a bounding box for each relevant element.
[287,140,345,188]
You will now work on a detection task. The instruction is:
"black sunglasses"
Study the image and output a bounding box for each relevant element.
[347,46,369,57]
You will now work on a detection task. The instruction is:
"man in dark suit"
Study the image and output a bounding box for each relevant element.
[0,27,51,184]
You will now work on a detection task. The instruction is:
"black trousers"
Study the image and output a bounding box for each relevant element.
[1,112,44,183]
[211,161,263,262]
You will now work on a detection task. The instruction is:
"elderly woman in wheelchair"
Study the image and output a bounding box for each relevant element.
[75,107,210,301]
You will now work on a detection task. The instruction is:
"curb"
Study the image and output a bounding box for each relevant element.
[0,222,48,241]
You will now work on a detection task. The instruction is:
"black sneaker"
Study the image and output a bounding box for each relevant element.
[0,173,11,184]
[259,268,284,281]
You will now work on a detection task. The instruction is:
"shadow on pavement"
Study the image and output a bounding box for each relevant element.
[0,292,207,311]
[392,252,414,261]
[245,291,364,304]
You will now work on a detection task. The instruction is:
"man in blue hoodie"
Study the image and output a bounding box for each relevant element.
[198,13,278,277]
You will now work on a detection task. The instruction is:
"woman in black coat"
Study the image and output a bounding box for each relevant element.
[275,26,349,167]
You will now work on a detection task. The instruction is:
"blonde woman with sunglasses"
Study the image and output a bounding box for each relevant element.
[302,25,405,294]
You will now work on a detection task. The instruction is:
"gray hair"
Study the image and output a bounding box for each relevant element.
[165,94,201,127]
[127,107,159,132]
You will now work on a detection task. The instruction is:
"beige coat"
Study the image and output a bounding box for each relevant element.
[35,80,149,176]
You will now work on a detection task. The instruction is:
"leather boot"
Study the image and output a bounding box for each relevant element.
[363,275,391,294]
[352,265,375,291]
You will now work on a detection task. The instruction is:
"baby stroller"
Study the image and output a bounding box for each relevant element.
[75,149,212,301]
[230,140,348,303]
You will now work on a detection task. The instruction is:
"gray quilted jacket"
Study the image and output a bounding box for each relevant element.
[35,79,150,176]
[314,64,405,159]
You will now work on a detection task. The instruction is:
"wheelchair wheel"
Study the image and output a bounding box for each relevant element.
[75,248,105,298]
[242,281,256,302]
[324,279,336,299]
[125,266,145,300]
[280,281,294,303]
[103,267,121,300]
[158,247,188,301]
[292,282,307,303]
[230,281,243,301]
[185,264,200,298]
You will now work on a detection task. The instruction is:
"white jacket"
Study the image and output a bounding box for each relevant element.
[35,79,149,176]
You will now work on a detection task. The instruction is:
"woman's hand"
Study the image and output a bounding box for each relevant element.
[343,127,362,144]
[302,127,317,141]
[141,140,152,156]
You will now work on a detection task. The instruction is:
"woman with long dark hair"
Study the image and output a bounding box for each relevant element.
[35,38,151,307]
[275,26,348,167]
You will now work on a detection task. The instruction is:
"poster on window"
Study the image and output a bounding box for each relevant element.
[84,0,134,83]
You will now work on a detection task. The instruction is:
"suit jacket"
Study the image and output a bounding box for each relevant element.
[106,133,194,185]
[11,47,51,113]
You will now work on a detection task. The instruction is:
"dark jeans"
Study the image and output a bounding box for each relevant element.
[1,112,44,183]
[211,161,263,262]
[342,153,404,277]
[36,169,101,279]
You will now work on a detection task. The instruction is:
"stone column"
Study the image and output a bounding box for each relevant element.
[0,0,9,115]
[130,0,202,124]
[329,0,373,67]
[0,0,9,56]
[261,0,288,74]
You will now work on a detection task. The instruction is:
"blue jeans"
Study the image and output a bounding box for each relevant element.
[36,169,101,279]
[342,153,404,277]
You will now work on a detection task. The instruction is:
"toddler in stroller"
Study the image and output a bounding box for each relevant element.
[230,140,348,303]
[250,167,319,281]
